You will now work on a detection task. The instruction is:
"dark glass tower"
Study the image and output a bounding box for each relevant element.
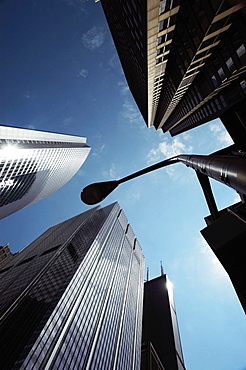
[97,0,246,144]
[0,202,144,369]
[142,274,186,370]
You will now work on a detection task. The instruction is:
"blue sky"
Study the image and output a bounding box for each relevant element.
[1,1,246,369]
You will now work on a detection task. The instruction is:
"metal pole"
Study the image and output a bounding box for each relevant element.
[178,154,246,196]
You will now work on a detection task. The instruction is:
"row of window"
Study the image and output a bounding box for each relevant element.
[21,205,143,369]
[158,30,246,128]
[167,55,246,132]
[7,206,110,367]
[152,0,246,129]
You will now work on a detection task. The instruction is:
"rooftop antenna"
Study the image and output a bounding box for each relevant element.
[160,261,164,276]
[146,267,149,281]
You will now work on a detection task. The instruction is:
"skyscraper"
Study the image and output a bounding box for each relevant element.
[97,0,246,142]
[142,274,186,370]
[0,202,144,369]
[0,125,90,219]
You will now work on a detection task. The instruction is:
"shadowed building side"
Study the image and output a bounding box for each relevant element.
[142,273,185,370]
[97,0,246,147]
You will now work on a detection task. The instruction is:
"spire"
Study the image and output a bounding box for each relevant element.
[147,267,149,281]
[160,261,164,275]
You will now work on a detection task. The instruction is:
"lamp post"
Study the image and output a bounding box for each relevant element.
[81,153,246,212]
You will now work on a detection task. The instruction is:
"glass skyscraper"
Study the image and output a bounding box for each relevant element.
[0,125,90,219]
[0,202,144,369]
[142,274,186,370]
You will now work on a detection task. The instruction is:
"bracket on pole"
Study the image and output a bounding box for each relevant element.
[196,171,219,221]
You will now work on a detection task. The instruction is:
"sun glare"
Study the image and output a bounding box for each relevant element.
[0,143,21,159]
[166,277,173,292]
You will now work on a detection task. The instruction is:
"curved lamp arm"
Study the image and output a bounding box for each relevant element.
[81,154,246,205]
[81,156,179,205]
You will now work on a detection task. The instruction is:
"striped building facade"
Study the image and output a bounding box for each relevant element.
[0,125,90,219]
[0,202,144,369]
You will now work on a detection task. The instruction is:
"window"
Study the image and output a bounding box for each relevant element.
[226,57,236,73]
[160,0,167,15]
[159,20,164,32]
[218,67,226,81]
[236,44,246,66]
[211,101,217,113]
[240,80,246,95]
[211,74,219,87]
[197,9,209,33]
[219,94,227,108]
[215,98,221,110]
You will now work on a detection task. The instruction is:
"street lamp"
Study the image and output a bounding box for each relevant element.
[81,156,178,205]
[81,153,246,217]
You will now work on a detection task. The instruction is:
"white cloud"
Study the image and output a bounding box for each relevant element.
[118,81,129,96]
[116,80,145,128]
[78,69,88,78]
[197,236,226,279]
[200,237,211,254]
[58,0,87,14]
[25,124,35,130]
[81,26,105,51]
[76,168,86,178]
[102,163,117,179]
[145,137,194,181]
[24,91,31,99]
[91,144,105,157]
[181,132,192,141]
[116,80,148,133]
[119,100,142,126]
[209,122,233,146]
[147,137,193,164]
[165,165,178,179]
[63,117,73,126]
[108,54,121,70]
[123,189,141,206]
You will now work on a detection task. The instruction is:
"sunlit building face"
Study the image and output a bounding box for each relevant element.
[0,126,90,219]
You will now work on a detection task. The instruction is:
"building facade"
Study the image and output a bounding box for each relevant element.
[142,274,185,370]
[141,342,165,370]
[0,244,14,268]
[97,0,246,140]
[0,125,90,219]
[0,202,144,369]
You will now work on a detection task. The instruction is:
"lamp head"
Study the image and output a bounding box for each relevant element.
[81,180,119,205]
